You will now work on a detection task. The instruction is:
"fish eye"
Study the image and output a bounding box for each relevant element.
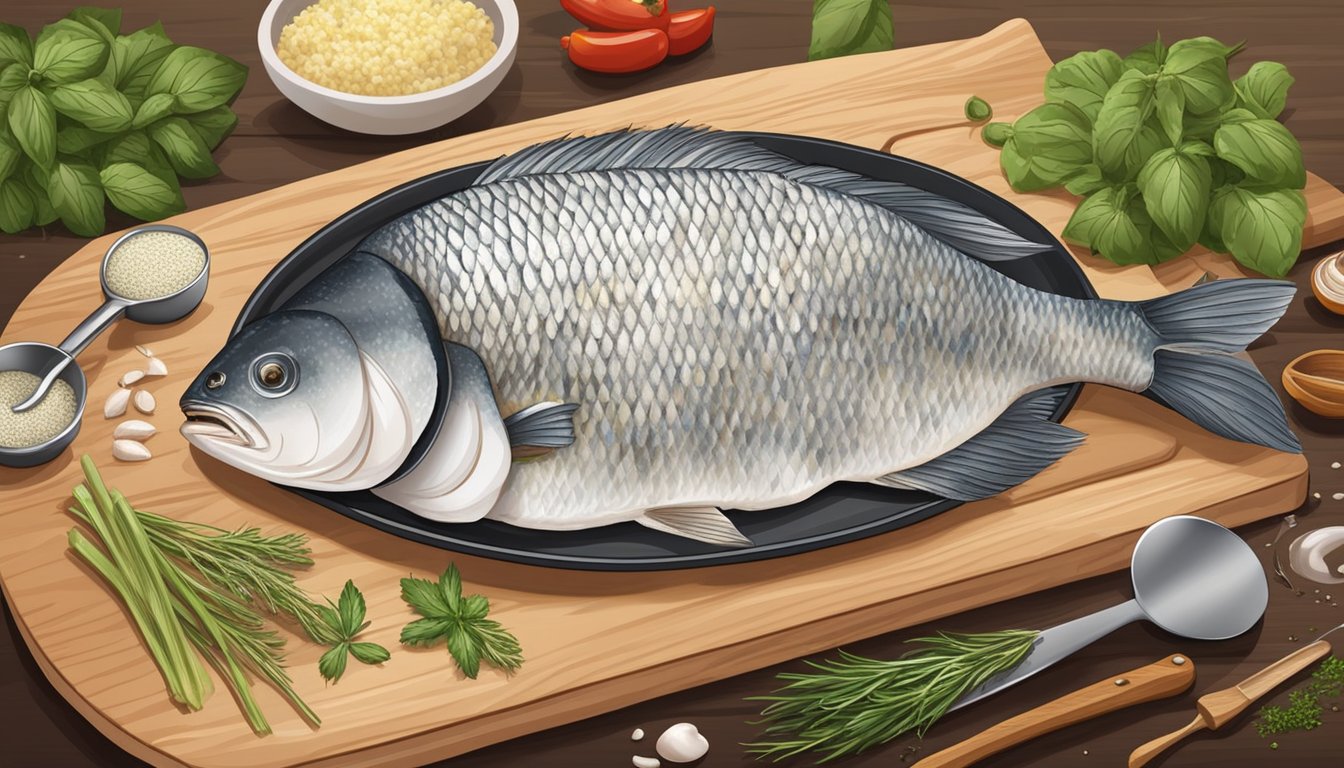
[205,371,226,390]
[250,353,298,397]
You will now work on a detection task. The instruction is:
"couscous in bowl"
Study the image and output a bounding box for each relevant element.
[258,0,518,135]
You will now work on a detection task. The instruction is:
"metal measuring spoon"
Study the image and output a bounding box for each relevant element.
[949,515,1267,712]
[11,225,209,413]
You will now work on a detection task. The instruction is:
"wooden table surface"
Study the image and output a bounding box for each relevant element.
[2,2,1342,767]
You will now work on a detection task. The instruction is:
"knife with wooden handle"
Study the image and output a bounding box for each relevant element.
[1128,638,1334,768]
[916,655,1196,768]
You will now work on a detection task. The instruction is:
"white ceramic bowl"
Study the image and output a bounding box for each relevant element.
[257,0,518,135]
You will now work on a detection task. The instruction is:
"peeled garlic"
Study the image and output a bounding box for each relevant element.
[112,439,152,462]
[113,420,156,440]
[134,389,156,414]
[104,388,131,418]
[631,728,645,741]
[146,357,168,376]
[1288,526,1344,585]
[120,370,145,387]
[632,757,660,768]
[135,344,155,358]
[656,723,709,763]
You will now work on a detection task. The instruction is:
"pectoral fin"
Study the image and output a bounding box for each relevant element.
[637,507,752,547]
[505,402,579,459]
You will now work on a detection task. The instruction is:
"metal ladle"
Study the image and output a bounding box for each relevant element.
[11,225,209,414]
[951,515,1268,711]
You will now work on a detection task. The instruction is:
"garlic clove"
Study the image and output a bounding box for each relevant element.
[120,370,145,387]
[656,723,709,763]
[112,439,152,462]
[135,344,155,358]
[632,757,660,768]
[631,728,645,741]
[113,420,156,441]
[146,357,168,376]
[134,389,156,415]
[104,388,131,419]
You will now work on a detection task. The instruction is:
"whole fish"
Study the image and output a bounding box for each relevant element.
[181,127,1299,547]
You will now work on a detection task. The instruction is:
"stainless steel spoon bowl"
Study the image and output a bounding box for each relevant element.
[9,225,209,416]
[0,342,87,467]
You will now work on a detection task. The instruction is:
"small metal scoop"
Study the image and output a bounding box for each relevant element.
[11,225,209,414]
[952,515,1268,711]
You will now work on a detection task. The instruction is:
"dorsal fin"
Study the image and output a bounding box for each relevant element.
[473,126,1051,262]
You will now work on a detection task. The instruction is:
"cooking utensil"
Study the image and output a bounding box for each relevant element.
[1128,623,1344,768]
[918,654,1196,768]
[0,225,207,468]
[256,0,520,135]
[951,516,1267,711]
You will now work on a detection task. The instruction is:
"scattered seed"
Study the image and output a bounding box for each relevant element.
[146,357,168,376]
[631,728,644,741]
[112,420,156,440]
[1290,635,1298,641]
[112,439,151,462]
[134,389,156,414]
[1314,492,1322,499]
[135,344,155,358]
[1333,493,1344,501]
[632,757,659,768]
[119,369,145,387]
[1265,542,1273,548]
[103,388,131,418]
[1332,461,1341,469]
[1082,749,1089,756]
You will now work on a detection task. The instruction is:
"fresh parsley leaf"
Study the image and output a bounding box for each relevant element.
[400,565,523,679]
[1044,49,1123,121]
[312,580,389,683]
[808,0,893,62]
[1234,61,1293,120]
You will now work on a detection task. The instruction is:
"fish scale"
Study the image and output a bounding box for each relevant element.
[360,166,1152,530]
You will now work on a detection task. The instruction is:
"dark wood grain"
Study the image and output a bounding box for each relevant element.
[1,1,1342,767]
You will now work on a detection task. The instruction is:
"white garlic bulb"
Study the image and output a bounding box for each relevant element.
[656,723,709,763]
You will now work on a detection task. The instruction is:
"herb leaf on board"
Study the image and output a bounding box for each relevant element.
[1234,61,1293,120]
[1122,34,1166,74]
[1213,113,1305,189]
[49,77,133,132]
[1207,184,1306,277]
[313,580,391,683]
[1136,146,1212,249]
[808,0,894,62]
[1092,69,1158,178]
[399,564,523,679]
[1162,36,1237,115]
[32,19,108,84]
[1043,49,1123,121]
[964,95,992,123]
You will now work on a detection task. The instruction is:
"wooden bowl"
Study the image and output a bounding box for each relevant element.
[1312,251,1344,315]
[1282,349,1344,418]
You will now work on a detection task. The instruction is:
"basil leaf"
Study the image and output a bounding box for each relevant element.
[148,116,218,178]
[1178,139,1217,158]
[0,62,28,106]
[0,176,34,233]
[56,124,115,155]
[132,92,175,129]
[0,23,33,69]
[1011,102,1092,171]
[48,77,132,132]
[1064,163,1107,196]
[1208,185,1306,277]
[1181,109,1222,141]
[8,86,56,168]
[964,96,992,123]
[1136,147,1212,248]
[1154,75,1185,147]
[103,129,177,187]
[32,19,109,85]
[184,105,238,149]
[1234,61,1293,120]
[1092,69,1156,178]
[1122,35,1166,75]
[21,170,57,226]
[146,46,248,113]
[67,7,122,38]
[1162,36,1235,115]
[0,132,19,180]
[1063,185,1185,265]
[808,0,892,61]
[111,22,174,97]
[1213,115,1305,189]
[1044,49,1123,121]
[981,122,1013,148]
[999,138,1087,192]
[99,161,182,220]
[47,159,104,236]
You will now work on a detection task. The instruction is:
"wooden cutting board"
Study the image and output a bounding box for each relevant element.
[0,19,1331,768]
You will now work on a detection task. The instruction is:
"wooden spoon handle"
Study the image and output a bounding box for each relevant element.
[1128,714,1208,768]
[1196,639,1333,728]
[916,655,1196,768]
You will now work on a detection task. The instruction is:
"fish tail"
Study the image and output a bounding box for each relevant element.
[1137,279,1300,453]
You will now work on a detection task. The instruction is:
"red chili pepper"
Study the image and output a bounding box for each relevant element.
[561,29,670,74]
[560,0,670,32]
[667,7,716,56]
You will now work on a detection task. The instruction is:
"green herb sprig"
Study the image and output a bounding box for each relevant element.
[400,564,523,679]
[0,7,246,236]
[314,581,391,683]
[746,629,1038,762]
[808,0,894,62]
[980,35,1307,277]
[1256,655,1344,738]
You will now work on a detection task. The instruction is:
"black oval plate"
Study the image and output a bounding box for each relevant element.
[231,132,1095,571]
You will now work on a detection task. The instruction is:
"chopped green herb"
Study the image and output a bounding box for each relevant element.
[399,564,523,679]
[1255,655,1344,738]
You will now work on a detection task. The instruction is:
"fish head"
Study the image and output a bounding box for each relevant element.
[180,310,368,484]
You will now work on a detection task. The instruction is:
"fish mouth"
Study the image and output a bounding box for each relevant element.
[180,400,263,449]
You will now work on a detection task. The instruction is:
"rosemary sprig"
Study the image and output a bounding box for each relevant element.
[746,629,1039,762]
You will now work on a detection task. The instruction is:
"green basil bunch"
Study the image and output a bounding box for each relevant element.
[983,36,1306,277]
[0,7,246,236]
[809,0,894,62]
